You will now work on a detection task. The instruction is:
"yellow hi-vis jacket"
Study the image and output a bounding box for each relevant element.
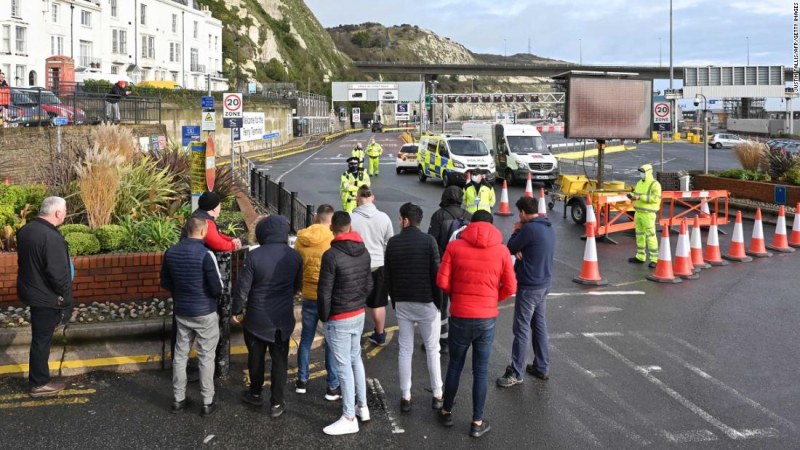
[632,165,662,213]
[462,182,496,213]
[340,170,371,211]
[366,142,383,158]
[352,147,365,162]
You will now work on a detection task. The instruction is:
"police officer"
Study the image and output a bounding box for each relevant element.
[462,170,496,214]
[627,163,662,267]
[340,156,371,213]
[365,138,383,177]
[352,143,366,171]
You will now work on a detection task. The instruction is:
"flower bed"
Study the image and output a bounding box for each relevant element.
[693,175,800,206]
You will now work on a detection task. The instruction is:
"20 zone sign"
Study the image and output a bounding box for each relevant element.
[223,93,243,119]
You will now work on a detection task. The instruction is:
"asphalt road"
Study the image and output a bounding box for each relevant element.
[1,132,798,448]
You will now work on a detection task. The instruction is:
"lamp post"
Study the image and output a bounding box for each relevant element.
[504,38,507,58]
[234,37,241,92]
[427,80,438,132]
[659,37,662,67]
[695,93,709,174]
[746,36,750,65]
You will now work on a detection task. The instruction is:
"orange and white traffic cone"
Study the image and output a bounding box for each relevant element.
[673,219,699,279]
[573,201,607,286]
[647,226,682,283]
[538,187,547,215]
[494,180,513,216]
[690,216,711,269]
[767,205,796,253]
[746,208,772,258]
[704,215,729,266]
[524,172,533,198]
[723,211,753,262]
[700,199,711,218]
[790,203,800,248]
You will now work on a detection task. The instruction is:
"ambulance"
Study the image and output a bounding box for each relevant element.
[417,133,496,187]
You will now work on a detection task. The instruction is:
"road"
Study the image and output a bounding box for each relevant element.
[1,132,798,448]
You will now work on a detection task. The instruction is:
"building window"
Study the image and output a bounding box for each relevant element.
[11,0,20,18]
[171,71,177,82]
[51,36,64,56]
[16,65,26,86]
[172,14,177,33]
[140,4,147,26]
[2,26,10,54]
[190,48,199,72]
[111,65,119,74]
[112,29,127,54]
[110,0,118,18]
[169,42,181,63]
[15,26,26,54]
[52,4,59,23]
[141,35,155,59]
[81,11,92,27]
[1,64,10,80]
[193,21,198,39]
[215,36,219,51]
[79,40,93,67]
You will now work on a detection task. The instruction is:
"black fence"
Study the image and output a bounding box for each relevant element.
[250,167,315,234]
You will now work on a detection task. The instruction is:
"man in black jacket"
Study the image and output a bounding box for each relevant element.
[232,215,302,418]
[385,203,443,413]
[427,186,471,350]
[16,197,72,397]
[104,80,130,124]
[318,211,373,436]
[161,217,223,416]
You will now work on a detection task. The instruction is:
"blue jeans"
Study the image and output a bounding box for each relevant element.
[297,300,339,389]
[324,312,367,419]
[511,287,550,378]
[443,317,496,422]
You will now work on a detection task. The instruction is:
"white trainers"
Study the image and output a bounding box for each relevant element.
[356,405,370,422]
[323,416,359,436]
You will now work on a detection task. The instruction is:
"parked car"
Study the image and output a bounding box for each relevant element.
[5,91,51,127]
[15,88,87,124]
[395,143,419,174]
[774,141,800,155]
[709,133,747,149]
[371,121,383,133]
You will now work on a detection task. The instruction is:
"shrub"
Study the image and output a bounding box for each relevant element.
[91,124,136,162]
[95,224,127,251]
[212,166,236,203]
[0,184,47,217]
[717,169,770,182]
[74,146,127,229]
[59,223,92,236]
[764,147,798,180]
[114,156,177,222]
[121,217,180,252]
[151,141,191,194]
[216,211,245,237]
[65,232,101,256]
[786,167,800,186]
[734,143,766,171]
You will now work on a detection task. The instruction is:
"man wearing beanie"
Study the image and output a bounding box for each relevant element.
[187,191,242,252]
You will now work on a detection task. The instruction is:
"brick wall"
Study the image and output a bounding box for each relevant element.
[0,252,170,306]
[694,175,800,206]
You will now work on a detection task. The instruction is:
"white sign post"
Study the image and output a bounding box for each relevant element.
[654,101,671,171]
[352,107,361,124]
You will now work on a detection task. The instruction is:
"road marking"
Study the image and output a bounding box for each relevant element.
[366,330,395,360]
[0,388,96,402]
[562,391,651,446]
[367,377,405,434]
[549,291,645,297]
[0,396,91,409]
[632,332,797,433]
[275,145,331,183]
[663,430,718,443]
[550,344,604,378]
[641,331,716,361]
[557,403,603,447]
[583,332,778,440]
[550,332,577,340]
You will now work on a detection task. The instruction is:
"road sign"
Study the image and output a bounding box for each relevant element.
[150,135,160,150]
[202,111,216,131]
[775,186,787,205]
[352,107,361,123]
[201,96,214,109]
[654,102,671,124]
[222,93,243,119]
[654,122,672,132]
[395,103,410,121]
[248,82,257,94]
[263,132,280,140]
[223,118,243,128]
[425,94,432,108]
[182,125,201,146]
[53,116,68,126]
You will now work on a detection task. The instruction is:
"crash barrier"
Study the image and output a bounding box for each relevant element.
[658,190,730,228]
[249,167,315,234]
[549,138,626,154]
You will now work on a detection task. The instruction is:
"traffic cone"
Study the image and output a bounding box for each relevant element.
[746,208,772,258]
[494,180,513,216]
[538,187,547,215]
[673,219,699,279]
[646,226,682,283]
[524,172,533,198]
[573,202,607,286]
[703,215,729,266]
[723,211,753,262]
[700,200,710,218]
[767,205,796,253]
[690,216,711,269]
[790,203,800,248]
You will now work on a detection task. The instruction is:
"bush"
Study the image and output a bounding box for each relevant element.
[734,143,766,171]
[764,147,798,180]
[65,232,101,256]
[114,156,177,222]
[0,184,47,221]
[75,146,127,229]
[59,224,92,236]
[95,224,127,251]
[717,169,770,182]
[121,217,180,253]
[786,167,800,186]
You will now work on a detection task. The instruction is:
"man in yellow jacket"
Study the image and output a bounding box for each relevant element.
[628,163,662,267]
[294,204,341,400]
[462,170,496,214]
[365,138,383,176]
[340,157,371,213]
[352,143,365,171]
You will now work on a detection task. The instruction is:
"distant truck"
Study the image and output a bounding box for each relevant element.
[462,122,559,186]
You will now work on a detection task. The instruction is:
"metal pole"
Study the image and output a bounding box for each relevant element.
[277,181,285,215]
[669,0,675,140]
[441,97,445,133]
[791,98,795,135]
[746,36,749,66]
[306,204,314,228]
[700,95,708,174]
[660,132,664,171]
[579,39,582,65]
[230,130,235,182]
[289,191,297,233]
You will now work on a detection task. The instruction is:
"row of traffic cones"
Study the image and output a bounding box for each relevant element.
[573,200,800,285]
[496,172,548,216]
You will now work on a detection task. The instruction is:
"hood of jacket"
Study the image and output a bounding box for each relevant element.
[639,163,655,182]
[439,186,463,207]
[256,215,289,245]
[296,223,333,247]
[332,231,367,257]
[352,203,379,219]
[459,221,503,248]
[528,216,553,228]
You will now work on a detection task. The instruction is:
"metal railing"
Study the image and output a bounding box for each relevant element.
[249,167,315,234]
[15,86,162,125]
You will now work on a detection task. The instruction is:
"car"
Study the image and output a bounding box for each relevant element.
[775,142,800,155]
[371,121,383,133]
[709,133,747,149]
[14,88,87,124]
[4,91,52,127]
[395,143,419,174]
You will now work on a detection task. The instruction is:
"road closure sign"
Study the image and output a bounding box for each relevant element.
[653,102,671,124]
[223,93,243,119]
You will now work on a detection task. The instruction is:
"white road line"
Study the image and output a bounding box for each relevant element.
[562,391,652,446]
[275,145,331,183]
[583,333,777,440]
[548,291,645,297]
[632,332,797,433]
[367,377,405,434]
[663,430,717,443]
[557,404,604,447]
[550,343,603,378]
[550,332,577,340]
[641,331,716,361]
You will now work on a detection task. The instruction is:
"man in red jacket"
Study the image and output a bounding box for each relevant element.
[436,210,516,438]
[189,191,242,252]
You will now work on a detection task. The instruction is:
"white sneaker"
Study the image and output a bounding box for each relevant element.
[323,416,359,435]
[356,406,370,422]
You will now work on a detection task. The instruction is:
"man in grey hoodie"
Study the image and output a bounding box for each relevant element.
[350,186,394,346]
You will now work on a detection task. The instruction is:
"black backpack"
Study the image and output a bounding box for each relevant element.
[441,209,469,249]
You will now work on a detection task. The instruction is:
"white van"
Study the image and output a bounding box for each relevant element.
[417,133,496,187]
[462,122,559,186]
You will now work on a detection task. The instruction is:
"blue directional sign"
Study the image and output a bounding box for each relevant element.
[263,132,280,140]
[53,116,68,126]
[182,125,201,146]
[201,96,215,109]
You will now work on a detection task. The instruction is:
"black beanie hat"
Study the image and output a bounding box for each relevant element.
[198,191,221,211]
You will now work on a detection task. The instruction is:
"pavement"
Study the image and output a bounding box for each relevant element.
[1,132,799,448]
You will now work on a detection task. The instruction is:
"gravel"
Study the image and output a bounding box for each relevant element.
[0,298,174,328]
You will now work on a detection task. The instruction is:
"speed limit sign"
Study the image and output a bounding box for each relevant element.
[653,102,671,124]
[223,93,243,119]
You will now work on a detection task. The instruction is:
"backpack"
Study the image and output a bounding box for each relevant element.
[444,210,470,243]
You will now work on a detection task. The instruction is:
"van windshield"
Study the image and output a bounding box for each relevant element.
[507,136,549,154]
[448,139,489,156]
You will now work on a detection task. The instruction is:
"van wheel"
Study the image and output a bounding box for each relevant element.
[418,167,427,182]
[505,169,515,186]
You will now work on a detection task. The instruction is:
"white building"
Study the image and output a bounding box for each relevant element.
[0,0,227,91]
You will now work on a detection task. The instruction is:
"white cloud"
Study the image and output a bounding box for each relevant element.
[731,0,792,15]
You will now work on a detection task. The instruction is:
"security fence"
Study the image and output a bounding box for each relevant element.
[249,167,315,234]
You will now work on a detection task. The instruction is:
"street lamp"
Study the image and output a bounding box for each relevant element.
[658,37,662,67]
[427,80,438,132]
[746,36,750,66]
[504,38,507,58]
[695,93,709,174]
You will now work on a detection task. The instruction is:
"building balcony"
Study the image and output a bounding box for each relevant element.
[77,56,102,70]
[190,64,206,73]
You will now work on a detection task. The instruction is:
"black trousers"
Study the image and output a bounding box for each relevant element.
[244,329,289,406]
[29,307,63,387]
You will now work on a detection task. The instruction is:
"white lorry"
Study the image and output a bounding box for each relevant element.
[462,122,559,187]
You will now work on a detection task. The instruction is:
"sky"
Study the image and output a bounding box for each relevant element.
[305,0,795,110]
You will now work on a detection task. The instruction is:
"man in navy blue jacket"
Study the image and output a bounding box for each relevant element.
[497,196,555,387]
[161,217,223,416]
